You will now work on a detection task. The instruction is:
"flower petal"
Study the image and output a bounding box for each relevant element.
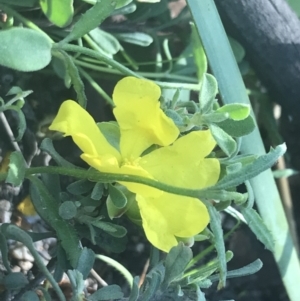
[137,193,209,252]
[140,130,220,190]
[113,77,179,158]
[49,100,121,161]
[81,153,161,197]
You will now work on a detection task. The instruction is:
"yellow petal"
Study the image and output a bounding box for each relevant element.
[113,77,179,158]
[81,153,161,197]
[137,193,209,252]
[140,130,220,190]
[49,100,121,161]
[17,196,37,216]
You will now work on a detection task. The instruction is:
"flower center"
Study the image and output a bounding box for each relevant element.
[121,156,141,168]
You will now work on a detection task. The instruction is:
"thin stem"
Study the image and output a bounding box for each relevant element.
[78,67,114,106]
[74,59,199,83]
[54,43,140,78]
[0,165,212,200]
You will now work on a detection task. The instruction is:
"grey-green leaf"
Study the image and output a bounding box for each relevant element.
[108,184,127,209]
[59,201,77,220]
[114,32,153,47]
[207,205,227,289]
[6,151,26,186]
[62,0,116,43]
[3,272,28,290]
[241,207,274,251]
[199,73,218,113]
[89,284,124,301]
[76,248,95,280]
[217,115,256,137]
[0,28,51,71]
[161,243,193,290]
[212,144,286,190]
[21,291,40,301]
[209,123,237,157]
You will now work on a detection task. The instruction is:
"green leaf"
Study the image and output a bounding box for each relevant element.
[212,144,287,190]
[21,291,40,301]
[188,251,233,284]
[226,259,262,278]
[59,201,77,220]
[67,179,95,195]
[228,36,245,63]
[3,272,28,290]
[89,285,124,301]
[0,28,51,71]
[57,50,87,108]
[91,182,104,200]
[217,115,256,137]
[91,221,127,238]
[68,270,85,296]
[191,22,207,81]
[198,73,218,113]
[216,104,250,121]
[89,28,122,56]
[209,123,237,157]
[108,184,127,209]
[76,248,95,280]
[115,0,133,9]
[161,243,193,290]
[62,0,116,43]
[40,138,76,168]
[114,32,153,46]
[6,151,26,186]
[273,168,298,178]
[29,176,81,268]
[240,207,274,251]
[40,0,74,27]
[207,205,227,289]
[98,122,120,152]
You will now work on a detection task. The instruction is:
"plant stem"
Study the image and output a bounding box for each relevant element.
[187,0,300,300]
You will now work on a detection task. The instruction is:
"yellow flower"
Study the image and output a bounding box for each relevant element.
[49,77,220,252]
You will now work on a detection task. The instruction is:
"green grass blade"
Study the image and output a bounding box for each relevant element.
[187,0,300,300]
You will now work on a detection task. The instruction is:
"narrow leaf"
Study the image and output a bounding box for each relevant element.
[212,144,286,190]
[240,207,274,251]
[56,50,87,108]
[62,0,116,43]
[207,205,227,289]
[29,176,81,268]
